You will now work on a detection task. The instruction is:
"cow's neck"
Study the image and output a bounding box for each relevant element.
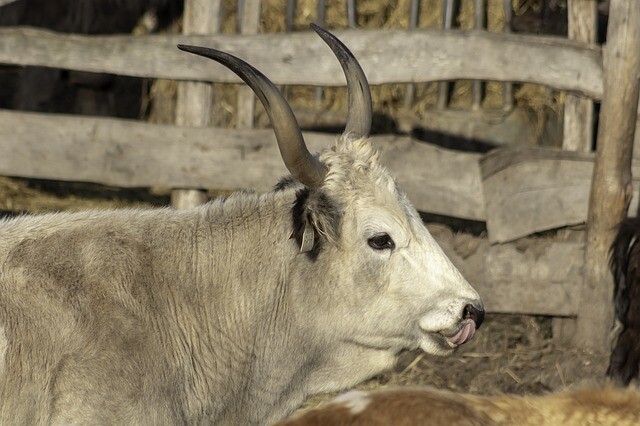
[167,190,398,424]
[163,190,306,423]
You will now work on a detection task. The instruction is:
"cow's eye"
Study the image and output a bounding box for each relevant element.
[368,234,395,250]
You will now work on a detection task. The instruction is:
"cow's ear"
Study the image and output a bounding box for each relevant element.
[291,188,342,260]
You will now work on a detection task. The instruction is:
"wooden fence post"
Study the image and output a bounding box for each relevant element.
[236,0,261,129]
[436,0,455,109]
[502,0,513,111]
[553,0,598,346]
[171,0,222,209]
[403,0,420,109]
[575,0,640,351]
[472,0,485,111]
[562,0,597,153]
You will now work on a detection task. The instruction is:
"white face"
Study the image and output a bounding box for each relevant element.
[314,186,484,357]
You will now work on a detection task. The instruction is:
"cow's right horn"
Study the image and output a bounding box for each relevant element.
[311,23,372,141]
[177,45,327,188]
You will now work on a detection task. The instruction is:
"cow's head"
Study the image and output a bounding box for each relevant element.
[178,25,483,357]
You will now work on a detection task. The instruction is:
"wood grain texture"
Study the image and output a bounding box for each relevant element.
[481,146,640,243]
[576,0,640,350]
[563,0,597,153]
[0,109,485,220]
[6,108,640,240]
[236,0,261,129]
[396,108,537,146]
[0,27,603,98]
[558,0,597,347]
[559,0,597,344]
[482,147,595,243]
[171,0,222,209]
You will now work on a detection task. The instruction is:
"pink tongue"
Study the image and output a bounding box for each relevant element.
[448,321,476,345]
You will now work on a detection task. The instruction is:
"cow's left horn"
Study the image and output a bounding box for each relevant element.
[311,23,372,140]
[177,45,327,188]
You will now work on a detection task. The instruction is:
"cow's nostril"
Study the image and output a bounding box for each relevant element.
[463,304,485,329]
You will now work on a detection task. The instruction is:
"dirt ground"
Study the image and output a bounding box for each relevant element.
[298,315,609,411]
[0,177,610,409]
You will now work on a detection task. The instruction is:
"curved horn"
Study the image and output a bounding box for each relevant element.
[177,44,327,188]
[311,23,372,140]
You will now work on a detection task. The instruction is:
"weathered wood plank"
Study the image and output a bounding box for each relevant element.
[481,146,640,243]
[395,107,541,146]
[502,0,513,111]
[472,0,486,111]
[556,0,598,343]
[171,0,222,209]
[436,0,455,109]
[0,109,485,221]
[6,108,640,241]
[236,0,261,129]
[429,225,583,316]
[635,100,640,172]
[576,0,640,350]
[563,0,597,153]
[0,27,604,98]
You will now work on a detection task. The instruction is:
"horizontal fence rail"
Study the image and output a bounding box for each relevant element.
[2,109,640,241]
[0,26,603,98]
[0,109,485,220]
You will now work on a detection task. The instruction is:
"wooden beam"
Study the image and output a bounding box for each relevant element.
[472,0,486,111]
[635,100,640,169]
[171,0,222,209]
[0,27,604,98]
[395,102,542,146]
[236,0,261,129]
[403,0,420,109]
[436,0,455,109]
[481,146,640,243]
[502,0,513,111]
[482,147,595,243]
[7,108,640,239]
[576,0,640,350]
[556,0,598,346]
[563,0,597,153]
[0,109,485,221]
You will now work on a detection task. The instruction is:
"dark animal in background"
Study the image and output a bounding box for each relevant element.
[607,217,640,385]
[0,0,182,116]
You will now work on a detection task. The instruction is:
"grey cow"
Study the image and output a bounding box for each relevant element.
[0,26,484,425]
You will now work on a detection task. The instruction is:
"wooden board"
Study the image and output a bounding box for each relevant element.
[171,0,222,209]
[481,146,640,243]
[0,109,485,221]
[6,109,640,240]
[0,27,603,98]
[395,108,544,146]
[562,0,597,153]
[235,0,261,129]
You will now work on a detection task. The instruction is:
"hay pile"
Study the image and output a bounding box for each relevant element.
[145,0,563,141]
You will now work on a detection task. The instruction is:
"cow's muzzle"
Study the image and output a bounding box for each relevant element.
[445,303,484,347]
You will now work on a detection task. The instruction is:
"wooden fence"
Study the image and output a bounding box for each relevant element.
[1,1,639,349]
